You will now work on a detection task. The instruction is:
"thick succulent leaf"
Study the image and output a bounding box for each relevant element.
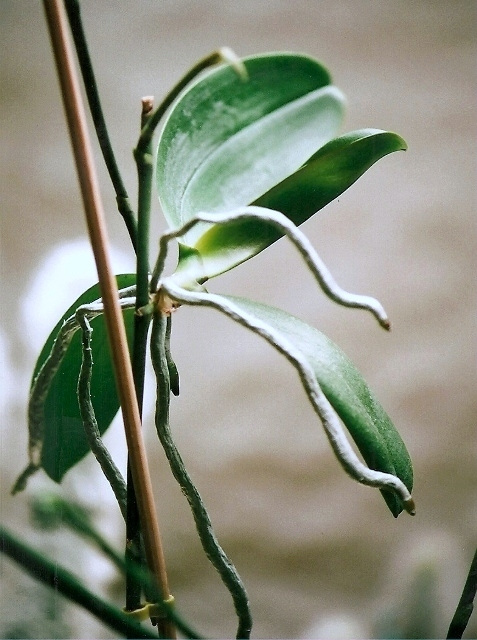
[32,275,136,482]
[156,52,344,245]
[255,128,407,222]
[224,295,413,516]
[188,129,407,281]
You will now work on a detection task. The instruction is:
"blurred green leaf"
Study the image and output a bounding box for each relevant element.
[33,275,136,482]
[224,295,413,517]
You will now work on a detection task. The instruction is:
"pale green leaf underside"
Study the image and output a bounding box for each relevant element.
[157,52,343,245]
[178,86,344,245]
[157,52,406,287]
[169,129,407,286]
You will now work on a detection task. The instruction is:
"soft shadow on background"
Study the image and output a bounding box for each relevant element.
[1,2,476,638]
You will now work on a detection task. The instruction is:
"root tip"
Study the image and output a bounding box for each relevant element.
[404,496,416,516]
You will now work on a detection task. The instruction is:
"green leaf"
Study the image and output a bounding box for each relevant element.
[33,275,136,482]
[224,295,413,517]
[191,129,407,280]
[156,52,344,246]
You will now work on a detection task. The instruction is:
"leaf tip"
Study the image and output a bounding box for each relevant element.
[390,132,408,152]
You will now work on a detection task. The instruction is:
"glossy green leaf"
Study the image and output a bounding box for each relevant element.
[156,52,344,246]
[224,295,413,517]
[32,275,136,482]
[189,129,407,281]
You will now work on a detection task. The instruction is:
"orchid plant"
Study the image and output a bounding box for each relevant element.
[8,3,418,637]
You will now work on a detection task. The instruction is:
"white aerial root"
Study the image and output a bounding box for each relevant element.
[160,279,415,516]
[151,206,390,330]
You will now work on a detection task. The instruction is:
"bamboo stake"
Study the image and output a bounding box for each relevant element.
[42,2,174,636]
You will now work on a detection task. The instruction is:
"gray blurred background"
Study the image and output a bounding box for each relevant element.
[1,1,476,638]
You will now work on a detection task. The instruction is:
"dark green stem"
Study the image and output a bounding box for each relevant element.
[134,97,154,307]
[64,0,138,251]
[447,547,477,639]
[150,313,252,640]
[136,48,246,158]
[125,100,155,616]
[0,525,157,639]
[124,466,143,613]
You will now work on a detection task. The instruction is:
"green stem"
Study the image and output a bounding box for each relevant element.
[136,48,246,157]
[150,312,252,640]
[447,547,477,639]
[125,99,155,617]
[64,0,138,251]
[124,466,143,614]
[134,97,154,307]
[0,526,158,639]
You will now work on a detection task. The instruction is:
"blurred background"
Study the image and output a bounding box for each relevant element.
[1,1,476,637]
